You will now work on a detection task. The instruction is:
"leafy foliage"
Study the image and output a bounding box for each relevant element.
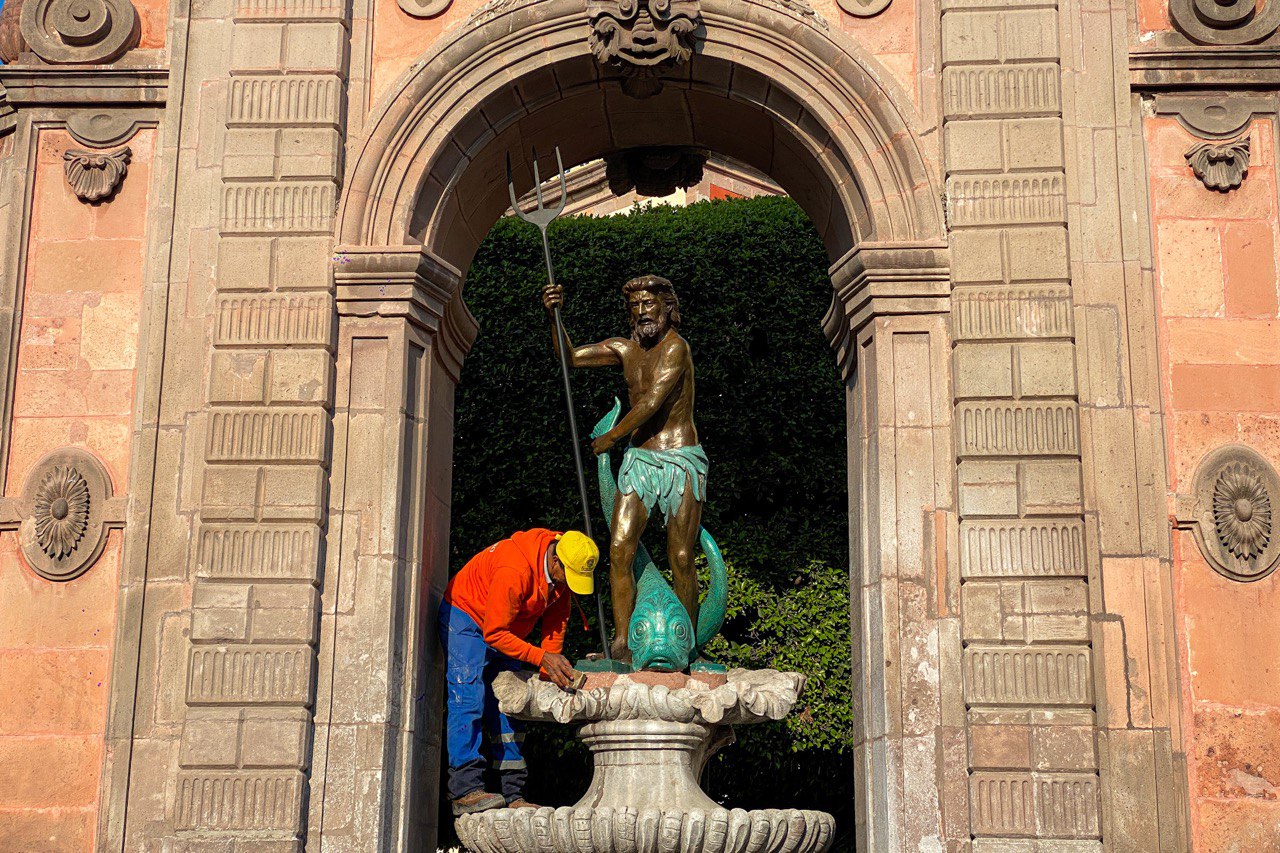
[448,196,852,842]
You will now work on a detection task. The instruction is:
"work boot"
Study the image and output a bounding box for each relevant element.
[507,797,543,809]
[452,790,505,816]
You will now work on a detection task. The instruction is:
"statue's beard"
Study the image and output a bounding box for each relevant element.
[632,316,665,346]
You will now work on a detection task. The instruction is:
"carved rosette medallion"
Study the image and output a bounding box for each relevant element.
[587,0,702,98]
[1169,0,1280,44]
[19,0,139,63]
[18,448,114,581]
[33,466,91,559]
[63,146,131,203]
[1186,137,1250,192]
[1180,445,1280,582]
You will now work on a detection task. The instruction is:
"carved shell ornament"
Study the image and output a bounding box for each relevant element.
[1186,137,1250,192]
[32,466,91,559]
[64,146,131,203]
[1179,445,1280,582]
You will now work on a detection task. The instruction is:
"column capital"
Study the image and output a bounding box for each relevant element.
[332,244,478,381]
[822,240,951,380]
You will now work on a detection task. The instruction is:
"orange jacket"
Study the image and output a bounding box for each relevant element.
[444,528,571,666]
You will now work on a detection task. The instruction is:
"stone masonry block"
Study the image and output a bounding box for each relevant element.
[277,128,342,179]
[222,129,277,180]
[949,228,1004,284]
[1028,614,1088,643]
[218,237,273,291]
[1027,580,1087,614]
[230,23,284,71]
[269,350,333,405]
[240,708,311,769]
[249,584,320,644]
[959,461,1019,517]
[969,723,1031,770]
[210,351,268,404]
[274,236,334,290]
[201,466,260,521]
[1016,341,1077,397]
[1004,119,1064,170]
[1000,10,1059,61]
[1006,227,1069,282]
[941,12,1000,64]
[283,22,346,72]
[1019,460,1083,515]
[946,120,1004,172]
[192,584,252,642]
[180,710,242,767]
[961,581,1003,641]
[1032,725,1096,771]
[954,343,1014,398]
[261,465,326,522]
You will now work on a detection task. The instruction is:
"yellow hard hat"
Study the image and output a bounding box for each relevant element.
[555,531,599,595]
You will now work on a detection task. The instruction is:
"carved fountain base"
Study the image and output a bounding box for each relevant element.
[454,669,835,853]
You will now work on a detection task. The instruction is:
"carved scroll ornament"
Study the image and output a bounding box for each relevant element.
[19,0,139,64]
[63,146,131,202]
[1170,0,1280,45]
[1186,137,1250,191]
[18,448,116,581]
[588,0,702,98]
[1178,445,1280,582]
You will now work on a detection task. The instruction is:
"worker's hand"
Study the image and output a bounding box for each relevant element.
[542,283,563,314]
[540,653,575,690]
[591,431,616,456]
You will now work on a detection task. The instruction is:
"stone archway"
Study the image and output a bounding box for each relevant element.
[318,1,955,849]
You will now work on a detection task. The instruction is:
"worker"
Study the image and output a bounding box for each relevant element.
[438,528,599,815]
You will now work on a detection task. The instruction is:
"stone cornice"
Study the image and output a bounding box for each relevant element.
[823,241,951,379]
[0,65,168,106]
[1131,46,1280,90]
[332,244,478,380]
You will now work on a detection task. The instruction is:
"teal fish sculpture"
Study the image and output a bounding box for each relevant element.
[591,400,728,671]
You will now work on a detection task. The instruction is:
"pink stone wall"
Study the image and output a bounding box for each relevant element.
[1146,116,1280,851]
[0,129,153,852]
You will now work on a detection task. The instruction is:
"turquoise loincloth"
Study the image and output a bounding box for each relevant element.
[617,444,708,523]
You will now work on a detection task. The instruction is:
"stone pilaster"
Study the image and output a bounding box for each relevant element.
[823,242,963,852]
[171,0,350,846]
[306,245,475,852]
[940,0,1104,847]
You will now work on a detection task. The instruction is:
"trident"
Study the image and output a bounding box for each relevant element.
[507,147,611,660]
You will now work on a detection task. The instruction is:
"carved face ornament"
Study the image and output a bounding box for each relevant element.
[588,0,700,70]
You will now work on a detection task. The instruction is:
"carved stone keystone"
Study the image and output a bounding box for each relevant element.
[605,146,709,198]
[587,0,702,98]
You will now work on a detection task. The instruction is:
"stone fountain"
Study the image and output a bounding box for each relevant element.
[454,668,835,853]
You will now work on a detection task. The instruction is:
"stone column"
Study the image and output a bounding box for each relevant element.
[822,242,962,852]
[307,245,476,852]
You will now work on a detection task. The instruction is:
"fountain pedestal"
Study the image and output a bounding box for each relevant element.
[454,669,835,853]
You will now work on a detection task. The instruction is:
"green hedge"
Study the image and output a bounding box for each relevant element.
[448,196,853,842]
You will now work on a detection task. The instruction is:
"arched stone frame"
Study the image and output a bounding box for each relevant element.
[318,1,959,849]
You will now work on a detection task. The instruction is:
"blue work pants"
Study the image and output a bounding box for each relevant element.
[438,601,527,801]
